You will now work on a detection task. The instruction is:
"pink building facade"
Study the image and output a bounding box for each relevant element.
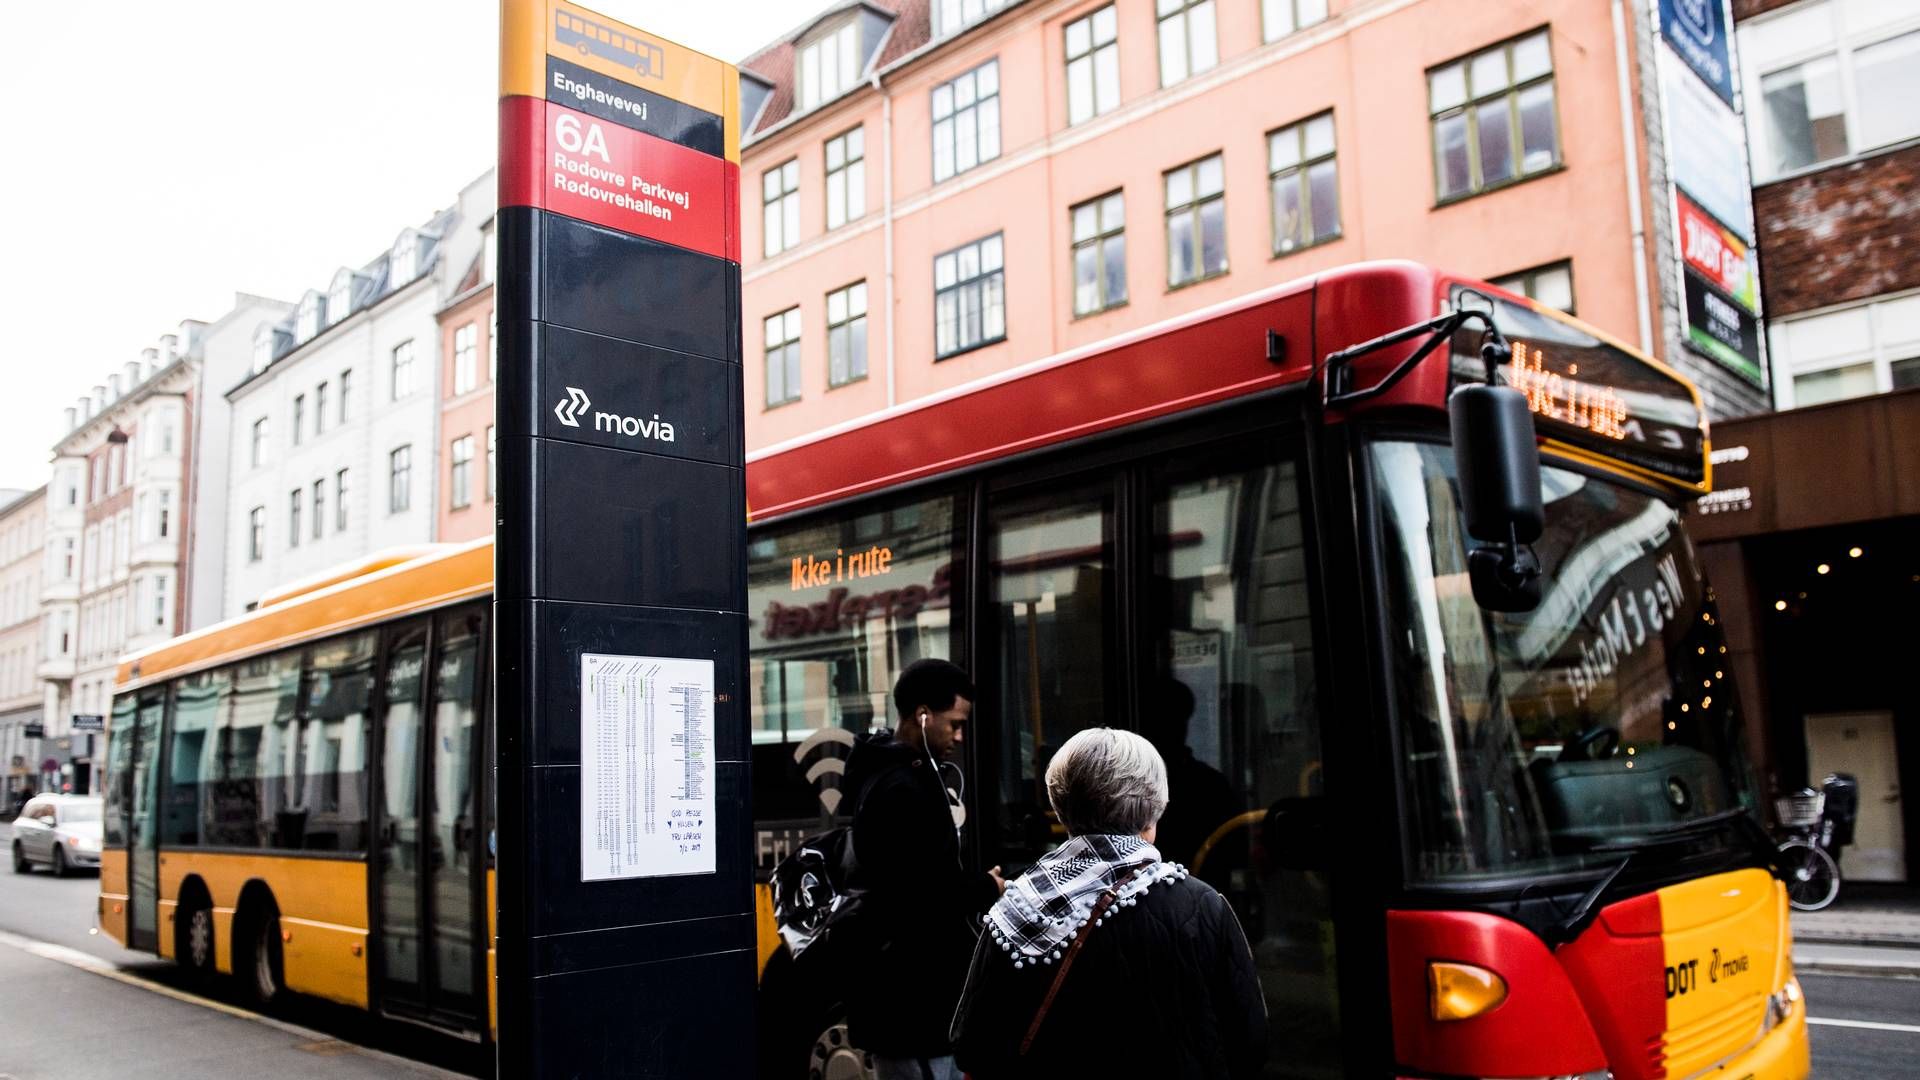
[435,224,497,545]
[738,0,1746,451]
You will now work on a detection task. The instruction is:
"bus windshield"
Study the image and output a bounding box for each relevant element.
[1372,440,1758,884]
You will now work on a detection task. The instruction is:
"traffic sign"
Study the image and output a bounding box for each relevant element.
[495,4,751,1076]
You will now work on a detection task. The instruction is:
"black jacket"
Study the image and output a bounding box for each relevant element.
[951,874,1268,1079]
[839,730,1000,1058]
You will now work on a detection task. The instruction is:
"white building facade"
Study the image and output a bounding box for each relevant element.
[0,487,47,805]
[223,174,493,615]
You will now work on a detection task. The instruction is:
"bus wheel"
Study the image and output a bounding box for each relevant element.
[241,905,285,1006]
[177,896,216,982]
[10,841,26,873]
[805,1010,874,1080]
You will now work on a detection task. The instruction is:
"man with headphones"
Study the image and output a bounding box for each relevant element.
[839,658,1004,1080]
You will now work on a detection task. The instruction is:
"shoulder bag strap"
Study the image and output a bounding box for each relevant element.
[1018,865,1149,1057]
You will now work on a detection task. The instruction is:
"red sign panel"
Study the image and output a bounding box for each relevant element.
[1675,190,1754,311]
[501,96,739,262]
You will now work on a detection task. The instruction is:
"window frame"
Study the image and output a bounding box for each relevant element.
[1741,2,1920,183]
[1156,0,1219,88]
[391,341,415,401]
[389,445,412,515]
[763,158,801,257]
[1427,27,1561,205]
[1268,111,1342,257]
[1070,190,1128,317]
[823,280,870,389]
[288,488,303,550]
[1489,259,1577,315]
[1262,0,1328,43]
[311,479,325,541]
[1065,4,1121,127]
[247,506,265,562]
[934,232,1008,359]
[450,434,475,511]
[1769,287,1920,409]
[825,126,867,231]
[453,323,478,395]
[1164,152,1229,289]
[932,59,1002,184]
[764,307,804,409]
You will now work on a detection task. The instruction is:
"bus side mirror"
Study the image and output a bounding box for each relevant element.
[1449,384,1544,612]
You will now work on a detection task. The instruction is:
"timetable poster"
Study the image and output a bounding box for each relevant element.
[579,653,717,881]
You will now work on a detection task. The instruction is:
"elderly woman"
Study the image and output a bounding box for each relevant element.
[951,728,1267,1078]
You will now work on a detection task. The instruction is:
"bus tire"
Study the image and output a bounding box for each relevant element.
[175,885,217,983]
[238,900,286,1007]
[758,946,876,1080]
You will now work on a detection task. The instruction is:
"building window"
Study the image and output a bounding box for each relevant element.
[292,394,306,446]
[764,308,803,408]
[157,490,170,540]
[335,469,350,532]
[800,19,860,112]
[486,427,497,502]
[1066,6,1120,126]
[1491,260,1576,313]
[763,159,800,257]
[392,234,418,284]
[297,295,321,342]
[454,323,478,394]
[1263,0,1326,42]
[450,435,474,510]
[1745,3,1920,180]
[1071,191,1127,316]
[933,0,1012,37]
[312,479,325,541]
[339,369,352,423]
[392,340,415,400]
[250,417,270,468]
[827,282,870,387]
[315,382,329,435]
[1166,153,1227,287]
[1269,112,1340,255]
[252,334,273,373]
[1430,29,1558,202]
[389,446,412,513]
[1770,290,1920,409]
[825,127,866,230]
[328,277,352,325]
[288,489,302,548]
[1157,0,1218,88]
[152,574,168,629]
[248,507,265,561]
[932,59,1001,183]
[935,233,1006,357]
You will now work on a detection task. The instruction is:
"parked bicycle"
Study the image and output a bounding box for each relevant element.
[1775,773,1859,912]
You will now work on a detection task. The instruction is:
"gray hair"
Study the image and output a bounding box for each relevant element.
[1045,728,1170,837]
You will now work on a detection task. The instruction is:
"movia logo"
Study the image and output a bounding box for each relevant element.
[554,386,677,443]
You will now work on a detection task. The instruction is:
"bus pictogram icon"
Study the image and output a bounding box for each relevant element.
[555,7,665,80]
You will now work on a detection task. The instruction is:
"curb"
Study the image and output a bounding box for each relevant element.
[1793,953,1920,979]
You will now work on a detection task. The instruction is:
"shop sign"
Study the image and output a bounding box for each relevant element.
[22,722,43,739]
[1676,190,1758,314]
[1660,46,1753,244]
[71,714,104,733]
[1682,268,1763,384]
[1660,0,1735,105]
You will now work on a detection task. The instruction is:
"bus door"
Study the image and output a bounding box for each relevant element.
[128,686,166,952]
[374,607,488,1031]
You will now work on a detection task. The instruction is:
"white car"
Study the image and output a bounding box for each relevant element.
[10,794,103,876]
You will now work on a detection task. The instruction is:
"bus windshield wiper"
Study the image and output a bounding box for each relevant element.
[1546,852,1633,946]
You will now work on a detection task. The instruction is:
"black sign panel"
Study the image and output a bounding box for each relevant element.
[23,722,44,739]
[1682,267,1765,386]
[70,714,105,733]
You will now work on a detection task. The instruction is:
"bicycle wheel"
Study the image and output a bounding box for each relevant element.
[1779,840,1840,911]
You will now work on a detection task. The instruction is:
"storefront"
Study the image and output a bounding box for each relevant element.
[1688,388,1920,883]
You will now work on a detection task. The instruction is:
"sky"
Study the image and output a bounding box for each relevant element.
[0,0,803,490]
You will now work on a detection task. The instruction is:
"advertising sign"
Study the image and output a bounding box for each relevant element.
[1660,0,1736,105]
[1676,190,1758,313]
[496,3,750,1075]
[70,714,105,733]
[1661,46,1754,244]
[23,722,44,739]
[1682,268,1764,384]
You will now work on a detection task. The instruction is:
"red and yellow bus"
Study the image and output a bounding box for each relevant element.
[103,261,1807,1077]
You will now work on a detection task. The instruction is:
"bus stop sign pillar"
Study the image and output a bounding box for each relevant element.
[496,3,751,1074]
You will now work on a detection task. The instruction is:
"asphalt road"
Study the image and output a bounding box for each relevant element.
[3,823,1914,1076]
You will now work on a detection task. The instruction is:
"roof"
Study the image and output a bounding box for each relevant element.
[739,0,928,141]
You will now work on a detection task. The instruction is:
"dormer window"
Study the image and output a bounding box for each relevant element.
[328,270,356,326]
[252,327,275,373]
[391,231,419,285]
[799,19,860,112]
[296,293,324,343]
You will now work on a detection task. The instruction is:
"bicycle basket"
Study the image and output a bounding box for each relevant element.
[1775,792,1825,827]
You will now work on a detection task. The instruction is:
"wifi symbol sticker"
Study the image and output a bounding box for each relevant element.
[793,728,857,814]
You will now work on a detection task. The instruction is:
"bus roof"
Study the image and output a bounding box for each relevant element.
[116,538,491,691]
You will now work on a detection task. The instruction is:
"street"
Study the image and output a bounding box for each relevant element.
[1,827,1912,1078]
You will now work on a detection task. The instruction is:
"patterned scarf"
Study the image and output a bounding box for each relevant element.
[984,834,1188,968]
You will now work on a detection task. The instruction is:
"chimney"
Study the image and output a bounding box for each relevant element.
[64,406,76,431]
[108,375,122,400]
[124,360,143,388]
[92,385,106,414]
[77,395,93,423]
[159,335,177,362]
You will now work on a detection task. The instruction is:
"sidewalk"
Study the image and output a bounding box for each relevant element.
[0,933,465,1080]
[1791,883,1920,977]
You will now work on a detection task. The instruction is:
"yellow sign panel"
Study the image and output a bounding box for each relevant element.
[501,0,738,162]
